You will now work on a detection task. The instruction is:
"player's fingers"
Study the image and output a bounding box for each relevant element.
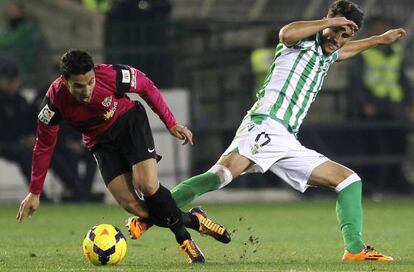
[17,205,27,223]
[341,17,357,29]
[172,129,184,139]
[348,23,357,30]
[16,203,23,220]
[16,203,22,219]
[353,22,359,31]
[28,207,36,218]
[348,23,358,32]
[19,211,27,223]
[182,137,189,145]
[180,132,189,145]
[184,130,193,145]
[181,129,193,145]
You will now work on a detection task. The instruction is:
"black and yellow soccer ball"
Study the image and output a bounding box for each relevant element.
[82,224,127,265]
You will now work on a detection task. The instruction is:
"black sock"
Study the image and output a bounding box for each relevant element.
[182,212,200,230]
[141,210,199,232]
[169,220,191,244]
[144,185,191,244]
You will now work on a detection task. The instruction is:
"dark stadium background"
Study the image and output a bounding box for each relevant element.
[0,0,413,201]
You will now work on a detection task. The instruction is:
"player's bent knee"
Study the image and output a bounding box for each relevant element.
[138,185,159,197]
[335,173,362,192]
[208,164,233,189]
[135,179,159,196]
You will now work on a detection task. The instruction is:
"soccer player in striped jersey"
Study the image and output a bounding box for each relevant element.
[169,0,406,262]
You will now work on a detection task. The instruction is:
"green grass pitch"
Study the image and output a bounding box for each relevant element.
[1,199,413,271]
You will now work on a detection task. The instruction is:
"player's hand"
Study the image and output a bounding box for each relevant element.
[16,193,40,223]
[169,124,193,145]
[378,28,407,44]
[327,17,358,32]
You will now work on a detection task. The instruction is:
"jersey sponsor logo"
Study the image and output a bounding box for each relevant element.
[38,104,56,124]
[121,69,131,83]
[131,68,137,88]
[103,101,118,120]
[101,96,113,107]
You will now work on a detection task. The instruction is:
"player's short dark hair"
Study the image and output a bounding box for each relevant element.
[327,0,364,30]
[60,49,94,79]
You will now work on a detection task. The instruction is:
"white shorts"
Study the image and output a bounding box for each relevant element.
[223,116,329,192]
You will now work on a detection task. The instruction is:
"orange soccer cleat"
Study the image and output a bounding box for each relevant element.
[342,245,394,262]
[180,239,205,264]
[125,217,149,240]
[189,207,231,244]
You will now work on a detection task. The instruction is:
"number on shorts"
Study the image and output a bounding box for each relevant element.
[255,132,271,147]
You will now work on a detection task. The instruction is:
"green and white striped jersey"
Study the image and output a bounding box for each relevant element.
[248,32,339,136]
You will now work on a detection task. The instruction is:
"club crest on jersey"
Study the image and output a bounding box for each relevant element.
[103,102,118,120]
[251,143,260,154]
[38,104,55,124]
[101,96,113,107]
[121,69,131,83]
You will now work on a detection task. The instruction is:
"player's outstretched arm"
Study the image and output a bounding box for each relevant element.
[169,124,193,145]
[338,28,406,61]
[16,119,60,223]
[16,192,40,223]
[279,17,358,47]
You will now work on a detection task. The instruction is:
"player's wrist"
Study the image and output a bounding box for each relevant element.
[374,34,386,45]
[167,122,178,129]
[28,191,41,197]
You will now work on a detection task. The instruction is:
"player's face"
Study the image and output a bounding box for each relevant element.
[65,70,96,104]
[321,24,355,54]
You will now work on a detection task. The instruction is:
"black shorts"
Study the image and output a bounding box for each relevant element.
[91,104,161,185]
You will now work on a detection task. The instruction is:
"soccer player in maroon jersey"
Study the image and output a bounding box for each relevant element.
[15,49,226,263]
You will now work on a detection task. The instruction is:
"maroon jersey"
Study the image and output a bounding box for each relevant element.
[30,64,177,194]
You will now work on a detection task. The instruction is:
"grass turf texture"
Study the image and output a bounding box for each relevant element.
[0,199,413,271]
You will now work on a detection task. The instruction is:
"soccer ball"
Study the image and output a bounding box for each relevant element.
[82,224,127,265]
